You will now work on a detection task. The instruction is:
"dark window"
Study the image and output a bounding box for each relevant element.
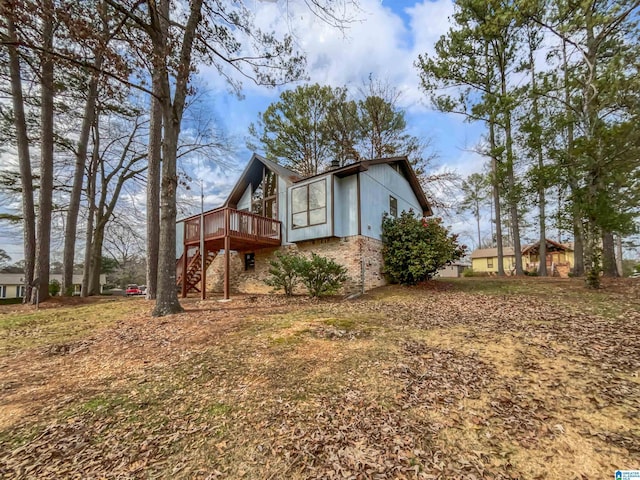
[252,167,278,219]
[291,179,326,228]
[244,253,255,271]
[389,196,398,218]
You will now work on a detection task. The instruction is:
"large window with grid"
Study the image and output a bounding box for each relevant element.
[291,180,326,228]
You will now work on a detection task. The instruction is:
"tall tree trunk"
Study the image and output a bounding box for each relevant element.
[146,72,162,300]
[34,0,55,302]
[63,52,103,296]
[562,39,584,277]
[528,29,547,276]
[5,6,36,302]
[500,58,523,275]
[601,231,617,277]
[583,7,602,288]
[475,206,481,248]
[89,215,106,295]
[489,120,505,277]
[153,0,204,316]
[82,122,100,297]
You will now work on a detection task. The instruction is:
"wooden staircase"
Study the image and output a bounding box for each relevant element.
[176,249,217,294]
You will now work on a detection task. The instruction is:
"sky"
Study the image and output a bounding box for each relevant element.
[186,0,487,230]
[1,0,491,264]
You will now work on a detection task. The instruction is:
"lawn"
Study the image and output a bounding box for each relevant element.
[0,278,639,479]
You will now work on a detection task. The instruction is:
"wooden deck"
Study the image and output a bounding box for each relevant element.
[179,207,282,300]
[183,207,281,252]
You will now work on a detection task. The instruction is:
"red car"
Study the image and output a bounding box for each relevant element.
[126,284,142,296]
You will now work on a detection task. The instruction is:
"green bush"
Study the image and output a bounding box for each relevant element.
[49,279,61,297]
[298,253,348,297]
[382,211,466,285]
[265,251,306,296]
[265,251,348,297]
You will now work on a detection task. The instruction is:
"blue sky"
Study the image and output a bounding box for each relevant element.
[186,0,486,237]
[1,0,491,264]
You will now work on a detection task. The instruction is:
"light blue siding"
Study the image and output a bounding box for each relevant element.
[277,176,289,244]
[359,164,422,240]
[287,175,332,242]
[333,175,358,237]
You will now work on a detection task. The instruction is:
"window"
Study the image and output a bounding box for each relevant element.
[251,168,278,219]
[292,180,326,228]
[244,253,255,271]
[0,285,6,298]
[487,258,494,269]
[17,285,25,298]
[389,196,398,218]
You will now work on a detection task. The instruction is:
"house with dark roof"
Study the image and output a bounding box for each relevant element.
[176,153,432,298]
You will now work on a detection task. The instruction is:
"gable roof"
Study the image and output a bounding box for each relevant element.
[224,153,302,208]
[521,238,573,255]
[299,156,432,217]
[471,239,574,259]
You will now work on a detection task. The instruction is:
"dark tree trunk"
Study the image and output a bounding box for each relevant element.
[601,231,617,277]
[82,122,100,297]
[146,71,162,300]
[528,29,547,276]
[5,7,36,301]
[63,51,103,296]
[35,0,55,302]
[489,120,505,277]
[562,39,584,277]
[500,63,522,276]
[152,0,204,316]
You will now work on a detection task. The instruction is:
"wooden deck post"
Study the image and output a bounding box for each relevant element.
[181,237,188,299]
[224,208,230,300]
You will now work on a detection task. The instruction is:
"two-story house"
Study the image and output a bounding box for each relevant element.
[177,153,431,299]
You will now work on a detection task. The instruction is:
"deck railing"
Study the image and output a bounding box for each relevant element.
[184,207,281,245]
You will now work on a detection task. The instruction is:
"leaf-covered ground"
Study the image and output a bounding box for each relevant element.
[0,278,639,479]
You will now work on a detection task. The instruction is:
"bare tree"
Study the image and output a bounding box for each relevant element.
[2,1,36,302]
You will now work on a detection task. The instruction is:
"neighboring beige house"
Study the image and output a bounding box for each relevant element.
[436,262,470,278]
[471,239,574,277]
[0,273,107,299]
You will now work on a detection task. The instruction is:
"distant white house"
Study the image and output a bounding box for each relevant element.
[176,154,432,298]
[0,273,107,299]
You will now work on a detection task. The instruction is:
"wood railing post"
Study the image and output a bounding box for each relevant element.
[224,208,230,300]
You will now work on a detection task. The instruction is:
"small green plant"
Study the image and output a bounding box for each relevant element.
[299,253,348,297]
[49,279,61,297]
[264,251,348,297]
[265,251,306,295]
[462,268,474,277]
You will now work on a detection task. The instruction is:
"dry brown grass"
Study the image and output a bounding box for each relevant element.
[1,278,639,479]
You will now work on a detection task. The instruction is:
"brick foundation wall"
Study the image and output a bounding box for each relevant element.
[204,236,386,295]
